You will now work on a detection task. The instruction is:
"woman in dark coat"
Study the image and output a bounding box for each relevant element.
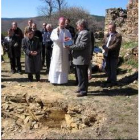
[22,28,42,81]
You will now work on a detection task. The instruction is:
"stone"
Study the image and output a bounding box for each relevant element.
[34,123,39,129]
[104,0,138,42]
[24,116,30,124]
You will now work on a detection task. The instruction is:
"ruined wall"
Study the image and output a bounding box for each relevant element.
[104,0,138,42]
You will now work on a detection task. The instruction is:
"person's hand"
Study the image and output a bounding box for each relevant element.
[65,46,70,49]
[104,47,108,52]
[32,51,37,55]
[65,37,70,41]
[30,51,37,56]
[30,51,33,55]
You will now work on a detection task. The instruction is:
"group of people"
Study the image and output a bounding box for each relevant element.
[1,17,122,97]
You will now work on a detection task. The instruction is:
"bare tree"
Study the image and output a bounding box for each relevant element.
[55,0,67,11]
[38,0,67,18]
[38,0,55,18]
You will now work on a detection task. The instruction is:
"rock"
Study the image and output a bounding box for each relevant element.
[34,123,39,129]
[65,114,73,127]
[82,117,90,126]
[104,0,138,42]
[2,103,9,110]
[16,118,24,127]
[133,80,137,84]
[24,116,30,124]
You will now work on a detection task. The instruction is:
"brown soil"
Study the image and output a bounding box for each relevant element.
[1,58,138,139]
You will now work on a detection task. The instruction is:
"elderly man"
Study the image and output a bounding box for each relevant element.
[66,19,91,97]
[41,22,47,66]
[11,22,23,41]
[22,28,42,82]
[24,19,33,37]
[43,24,53,72]
[102,22,122,86]
[4,29,21,73]
[32,23,42,42]
[48,17,72,84]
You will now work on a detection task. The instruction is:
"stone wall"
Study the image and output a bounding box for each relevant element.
[104,0,138,42]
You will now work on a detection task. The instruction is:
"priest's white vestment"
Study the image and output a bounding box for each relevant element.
[48,28,72,84]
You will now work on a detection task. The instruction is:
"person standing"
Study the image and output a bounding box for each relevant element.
[41,22,47,66]
[65,18,75,39]
[88,29,95,80]
[32,23,42,43]
[65,19,91,97]
[4,29,21,73]
[11,22,23,41]
[1,34,5,63]
[48,17,72,84]
[102,22,122,86]
[11,21,24,70]
[22,29,42,82]
[24,19,33,37]
[43,24,53,72]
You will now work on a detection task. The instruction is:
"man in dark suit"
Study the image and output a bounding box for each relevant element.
[102,22,122,86]
[66,19,91,97]
[4,29,21,73]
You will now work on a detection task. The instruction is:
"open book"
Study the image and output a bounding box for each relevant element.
[64,39,73,46]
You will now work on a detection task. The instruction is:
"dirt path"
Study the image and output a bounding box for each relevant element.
[1,58,138,139]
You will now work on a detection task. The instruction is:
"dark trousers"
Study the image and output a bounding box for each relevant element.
[1,56,4,62]
[28,73,40,81]
[46,44,52,70]
[74,66,78,84]
[106,57,118,83]
[9,56,21,71]
[76,65,89,94]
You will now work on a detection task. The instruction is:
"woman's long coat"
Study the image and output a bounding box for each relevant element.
[22,36,42,73]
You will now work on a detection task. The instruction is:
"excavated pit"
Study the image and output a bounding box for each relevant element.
[2,93,105,132]
[40,108,66,128]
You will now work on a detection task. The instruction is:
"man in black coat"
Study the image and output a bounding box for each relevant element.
[11,22,24,42]
[22,28,42,82]
[4,29,21,73]
[32,23,42,42]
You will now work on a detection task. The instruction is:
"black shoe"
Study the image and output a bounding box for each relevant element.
[105,80,111,84]
[74,81,78,86]
[28,79,33,82]
[109,82,118,87]
[46,69,49,73]
[36,79,40,82]
[77,93,87,97]
[75,90,80,93]
[11,69,16,74]
[17,70,22,74]
[101,81,111,87]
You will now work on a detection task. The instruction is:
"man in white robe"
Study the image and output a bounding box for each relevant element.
[48,17,72,84]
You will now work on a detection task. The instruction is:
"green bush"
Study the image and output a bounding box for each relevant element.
[125,58,138,68]
[122,42,138,49]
